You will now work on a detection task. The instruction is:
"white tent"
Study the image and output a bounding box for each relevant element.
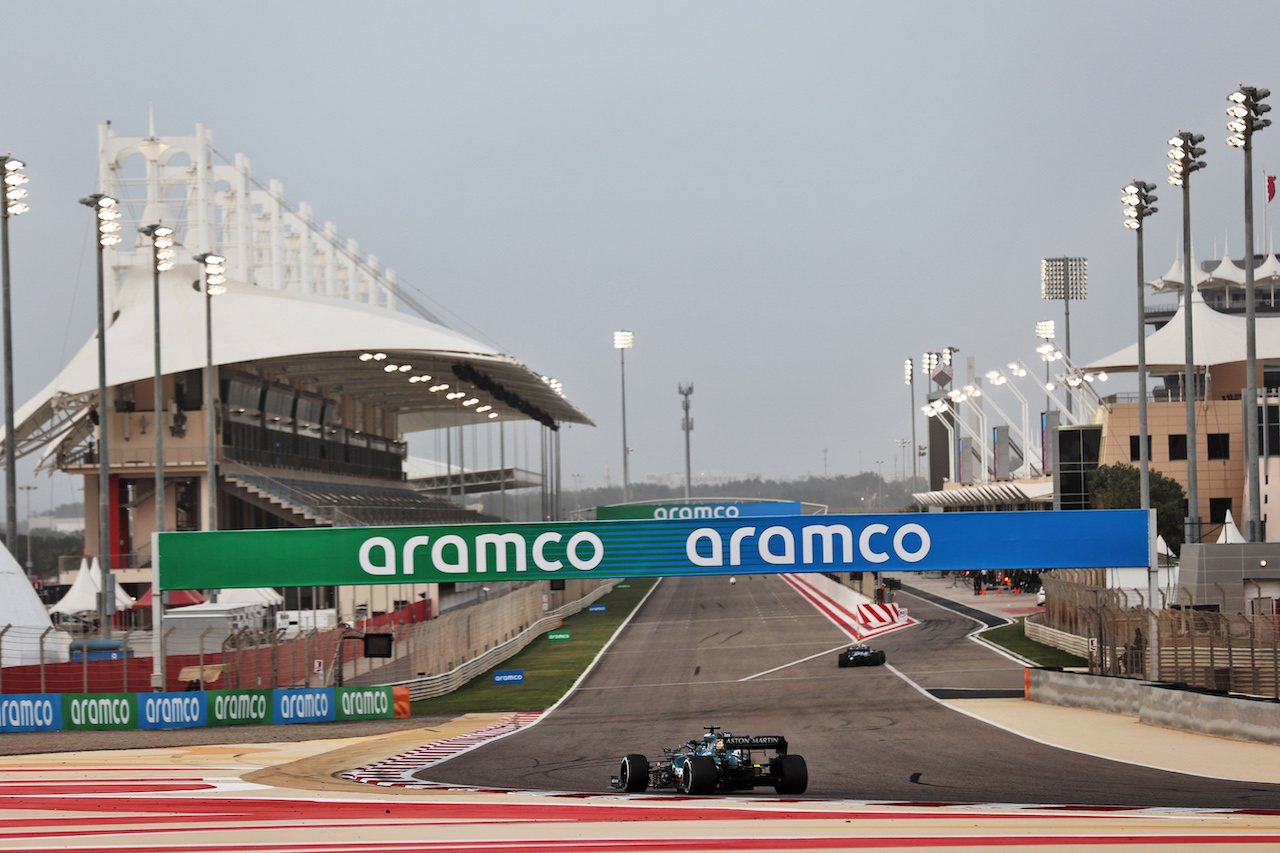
[49,558,134,615]
[214,587,285,606]
[1217,510,1247,544]
[0,546,68,666]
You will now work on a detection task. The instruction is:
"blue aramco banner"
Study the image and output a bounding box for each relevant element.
[158,510,1154,590]
[138,692,208,729]
[275,688,335,724]
[0,694,61,732]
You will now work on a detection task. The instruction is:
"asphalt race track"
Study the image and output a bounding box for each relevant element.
[417,574,1280,809]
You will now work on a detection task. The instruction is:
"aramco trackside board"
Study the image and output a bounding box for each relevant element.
[156,509,1153,590]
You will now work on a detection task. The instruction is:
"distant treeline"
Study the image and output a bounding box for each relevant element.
[479,472,927,521]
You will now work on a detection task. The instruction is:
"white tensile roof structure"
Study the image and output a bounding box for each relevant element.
[2,121,592,469]
[1087,291,1280,374]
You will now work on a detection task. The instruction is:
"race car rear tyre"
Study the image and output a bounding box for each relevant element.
[876,650,887,666]
[773,754,808,795]
[620,753,649,793]
[837,655,849,668]
[685,755,718,795]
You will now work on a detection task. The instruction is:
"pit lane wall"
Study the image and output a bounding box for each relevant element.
[1025,668,1280,746]
[0,685,410,732]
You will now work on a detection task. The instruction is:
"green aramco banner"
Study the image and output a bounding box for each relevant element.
[155,511,1153,590]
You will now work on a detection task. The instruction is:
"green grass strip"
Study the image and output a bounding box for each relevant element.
[980,617,1087,668]
[410,578,658,715]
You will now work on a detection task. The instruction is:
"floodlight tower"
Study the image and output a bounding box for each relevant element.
[1035,320,1056,415]
[1227,85,1271,542]
[1124,177,1162,680]
[80,191,120,636]
[905,358,918,487]
[1123,181,1158,511]
[1040,259,1086,415]
[1,155,28,553]
[193,252,227,531]
[139,222,175,691]
[613,331,633,502]
[1169,129,1207,545]
[679,382,693,500]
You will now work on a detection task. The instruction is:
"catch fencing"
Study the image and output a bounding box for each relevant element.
[0,578,615,697]
[1037,570,1280,698]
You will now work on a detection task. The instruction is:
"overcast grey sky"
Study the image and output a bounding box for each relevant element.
[3,0,1280,512]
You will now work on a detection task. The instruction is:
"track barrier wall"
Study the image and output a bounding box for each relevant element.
[1025,667,1280,746]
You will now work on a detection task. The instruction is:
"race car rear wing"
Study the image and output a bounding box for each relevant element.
[722,735,787,753]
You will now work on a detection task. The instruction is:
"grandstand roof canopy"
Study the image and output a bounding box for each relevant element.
[1087,293,1280,373]
[5,261,592,465]
[2,121,592,467]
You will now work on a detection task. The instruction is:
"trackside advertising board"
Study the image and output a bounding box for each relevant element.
[64,693,135,730]
[138,692,208,729]
[597,502,803,520]
[156,510,1154,590]
[0,694,60,732]
[336,687,398,720]
[3,687,408,733]
[207,690,273,726]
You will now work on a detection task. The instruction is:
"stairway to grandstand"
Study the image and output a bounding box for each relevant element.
[224,470,484,527]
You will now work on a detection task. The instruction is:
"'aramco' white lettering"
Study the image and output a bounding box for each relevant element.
[687,523,932,567]
[340,690,390,717]
[1,698,54,728]
[69,697,131,727]
[858,523,931,564]
[144,696,202,724]
[214,693,268,721]
[654,505,741,519]
[360,531,606,577]
[278,692,330,719]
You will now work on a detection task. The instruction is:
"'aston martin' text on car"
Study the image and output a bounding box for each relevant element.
[609,726,807,795]
[837,644,886,667]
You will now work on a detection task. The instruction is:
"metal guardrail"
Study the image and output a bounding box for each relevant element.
[1037,571,1280,698]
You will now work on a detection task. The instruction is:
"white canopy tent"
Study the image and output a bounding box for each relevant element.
[1217,510,1247,544]
[49,558,134,615]
[214,586,285,606]
[0,546,68,666]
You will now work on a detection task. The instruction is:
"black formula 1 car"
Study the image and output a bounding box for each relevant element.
[609,726,807,795]
[837,643,886,667]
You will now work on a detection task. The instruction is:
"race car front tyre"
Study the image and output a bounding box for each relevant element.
[876,650,887,666]
[620,753,649,793]
[773,754,808,795]
[685,755,718,795]
[837,655,850,668]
